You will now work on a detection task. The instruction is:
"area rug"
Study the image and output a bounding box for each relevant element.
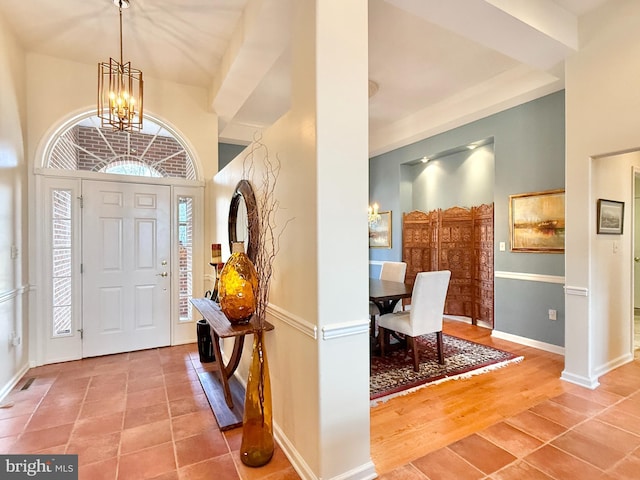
[370,333,523,403]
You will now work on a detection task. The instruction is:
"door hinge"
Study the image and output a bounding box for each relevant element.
[80,263,84,274]
[77,328,84,339]
[77,195,84,208]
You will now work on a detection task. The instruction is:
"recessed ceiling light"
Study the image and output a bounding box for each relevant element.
[421,156,429,163]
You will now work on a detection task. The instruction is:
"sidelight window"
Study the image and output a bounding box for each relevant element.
[51,189,73,337]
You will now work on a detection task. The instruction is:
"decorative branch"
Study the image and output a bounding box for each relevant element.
[242,134,293,329]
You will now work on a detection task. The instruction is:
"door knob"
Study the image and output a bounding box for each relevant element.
[157,272,168,277]
[635,257,640,263]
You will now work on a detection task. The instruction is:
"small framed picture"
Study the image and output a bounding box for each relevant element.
[597,199,624,234]
[369,211,392,248]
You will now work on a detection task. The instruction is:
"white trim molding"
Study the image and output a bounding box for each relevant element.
[274,421,377,480]
[593,352,634,379]
[0,362,30,403]
[560,370,600,390]
[267,304,317,339]
[564,286,589,296]
[0,285,29,304]
[322,320,369,341]
[492,329,565,355]
[494,271,565,284]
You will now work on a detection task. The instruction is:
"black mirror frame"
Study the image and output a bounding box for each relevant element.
[228,179,259,263]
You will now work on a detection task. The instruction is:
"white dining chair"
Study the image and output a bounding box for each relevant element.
[378,270,451,371]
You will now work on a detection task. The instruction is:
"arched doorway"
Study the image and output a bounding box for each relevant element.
[34,112,204,365]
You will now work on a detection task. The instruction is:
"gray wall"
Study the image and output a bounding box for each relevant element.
[218,143,247,172]
[406,144,494,212]
[369,91,565,346]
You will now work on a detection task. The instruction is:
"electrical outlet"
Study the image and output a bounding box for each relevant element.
[499,242,506,251]
[548,309,557,321]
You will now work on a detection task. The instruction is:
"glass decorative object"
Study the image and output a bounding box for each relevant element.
[218,242,258,324]
[240,330,274,467]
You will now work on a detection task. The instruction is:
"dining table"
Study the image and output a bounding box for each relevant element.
[369,278,413,355]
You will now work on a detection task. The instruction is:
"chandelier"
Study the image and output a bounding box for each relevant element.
[368,202,381,227]
[97,0,143,132]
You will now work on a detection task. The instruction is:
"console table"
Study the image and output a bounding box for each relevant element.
[191,298,274,430]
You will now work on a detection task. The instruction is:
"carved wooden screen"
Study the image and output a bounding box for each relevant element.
[402,210,438,287]
[402,204,494,327]
[439,207,474,319]
[473,204,494,325]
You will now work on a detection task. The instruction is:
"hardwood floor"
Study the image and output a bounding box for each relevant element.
[370,319,569,475]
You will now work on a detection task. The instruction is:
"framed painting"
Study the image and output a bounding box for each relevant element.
[509,189,565,253]
[369,211,392,248]
[597,199,624,234]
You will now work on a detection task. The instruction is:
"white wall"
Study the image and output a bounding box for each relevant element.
[564,0,640,387]
[214,1,373,478]
[0,14,29,399]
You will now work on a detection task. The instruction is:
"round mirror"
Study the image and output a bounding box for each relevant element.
[228,180,259,262]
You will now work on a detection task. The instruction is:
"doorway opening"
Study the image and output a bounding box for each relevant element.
[35,112,203,365]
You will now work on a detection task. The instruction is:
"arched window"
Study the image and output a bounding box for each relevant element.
[46,114,196,180]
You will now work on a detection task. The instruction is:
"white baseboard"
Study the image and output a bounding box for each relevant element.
[274,421,377,480]
[273,422,316,480]
[491,330,565,355]
[560,370,600,389]
[0,362,30,403]
[593,352,635,379]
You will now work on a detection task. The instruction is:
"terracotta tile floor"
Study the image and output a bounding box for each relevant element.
[0,344,300,480]
[379,351,640,480]
[3,343,640,479]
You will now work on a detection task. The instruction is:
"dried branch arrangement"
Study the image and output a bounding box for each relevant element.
[242,135,293,329]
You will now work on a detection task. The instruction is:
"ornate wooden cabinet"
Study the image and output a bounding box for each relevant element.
[402,204,494,327]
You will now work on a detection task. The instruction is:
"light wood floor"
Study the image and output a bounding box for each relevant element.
[370,320,569,475]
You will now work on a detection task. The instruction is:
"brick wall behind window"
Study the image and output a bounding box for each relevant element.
[75,126,188,177]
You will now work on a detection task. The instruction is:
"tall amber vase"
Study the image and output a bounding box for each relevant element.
[240,329,274,467]
[218,242,258,324]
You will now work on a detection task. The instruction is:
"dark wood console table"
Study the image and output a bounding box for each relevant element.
[190,298,273,430]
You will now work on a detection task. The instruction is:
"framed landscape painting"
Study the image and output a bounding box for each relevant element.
[369,211,391,248]
[597,199,624,234]
[509,189,565,253]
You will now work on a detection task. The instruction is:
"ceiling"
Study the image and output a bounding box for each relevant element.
[0,0,613,156]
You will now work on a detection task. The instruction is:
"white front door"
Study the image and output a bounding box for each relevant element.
[82,180,171,357]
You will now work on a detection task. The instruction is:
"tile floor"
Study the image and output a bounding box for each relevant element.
[379,350,640,480]
[2,343,640,479]
[0,344,299,480]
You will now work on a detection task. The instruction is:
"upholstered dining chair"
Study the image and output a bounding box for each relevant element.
[369,261,408,320]
[378,270,451,372]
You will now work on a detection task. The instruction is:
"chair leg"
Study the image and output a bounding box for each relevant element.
[407,336,419,372]
[379,327,387,356]
[436,331,444,365]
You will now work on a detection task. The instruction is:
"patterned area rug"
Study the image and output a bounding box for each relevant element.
[370,333,523,403]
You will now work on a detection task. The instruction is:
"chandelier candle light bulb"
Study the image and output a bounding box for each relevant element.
[368,202,381,227]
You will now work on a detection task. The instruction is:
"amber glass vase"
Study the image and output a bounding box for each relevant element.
[240,330,274,467]
[218,243,258,324]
